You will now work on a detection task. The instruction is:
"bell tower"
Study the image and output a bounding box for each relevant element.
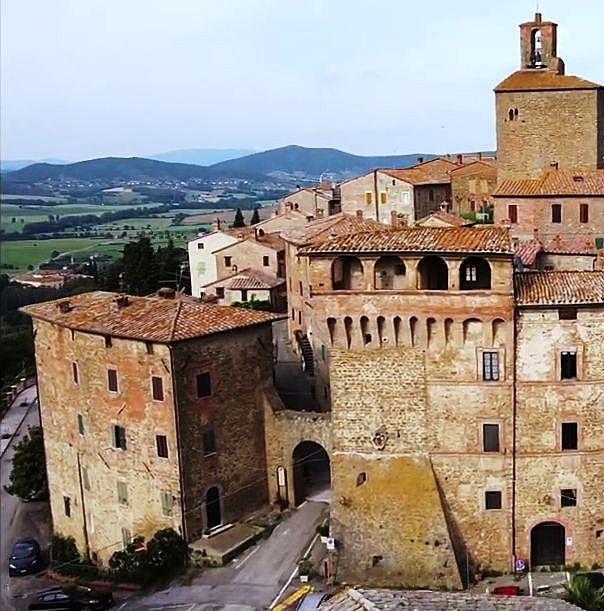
[519,12,564,73]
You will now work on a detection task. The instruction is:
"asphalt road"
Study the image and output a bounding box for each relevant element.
[1,385,43,611]
[120,500,328,610]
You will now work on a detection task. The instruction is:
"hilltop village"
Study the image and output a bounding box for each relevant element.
[18,12,604,599]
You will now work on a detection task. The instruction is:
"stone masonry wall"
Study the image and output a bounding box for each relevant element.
[33,320,182,565]
[495,89,601,182]
[172,324,274,540]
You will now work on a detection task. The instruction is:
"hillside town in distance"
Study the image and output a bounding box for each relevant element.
[1,9,603,611]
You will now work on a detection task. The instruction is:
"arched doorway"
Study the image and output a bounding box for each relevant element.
[531,521,565,567]
[205,486,221,531]
[292,441,330,506]
[417,256,448,290]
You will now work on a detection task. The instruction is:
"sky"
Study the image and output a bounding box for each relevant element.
[2,0,603,161]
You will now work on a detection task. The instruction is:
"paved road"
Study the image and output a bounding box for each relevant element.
[120,500,327,610]
[1,385,43,611]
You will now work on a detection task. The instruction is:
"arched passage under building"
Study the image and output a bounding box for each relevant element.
[292,441,331,506]
[531,521,565,567]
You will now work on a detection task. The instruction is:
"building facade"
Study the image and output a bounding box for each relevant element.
[23,291,278,563]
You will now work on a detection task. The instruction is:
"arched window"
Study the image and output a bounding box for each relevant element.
[344,317,353,349]
[460,257,491,290]
[463,318,483,345]
[531,28,543,67]
[492,319,505,346]
[393,316,402,346]
[417,256,448,290]
[374,256,406,290]
[427,317,437,347]
[444,318,453,344]
[360,316,371,345]
[377,316,386,344]
[508,108,515,121]
[409,316,418,347]
[332,257,364,290]
[327,317,336,346]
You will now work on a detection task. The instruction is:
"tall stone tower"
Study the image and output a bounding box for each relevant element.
[494,13,604,182]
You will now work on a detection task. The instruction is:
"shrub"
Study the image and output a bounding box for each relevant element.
[50,533,80,566]
[564,575,604,611]
[4,425,48,501]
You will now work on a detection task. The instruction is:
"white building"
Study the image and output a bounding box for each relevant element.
[188,230,239,297]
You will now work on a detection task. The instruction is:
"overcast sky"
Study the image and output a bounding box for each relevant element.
[2,0,603,161]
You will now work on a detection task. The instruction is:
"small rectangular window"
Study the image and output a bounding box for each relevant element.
[196,372,211,398]
[117,481,128,505]
[298,311,302,324]
[161,492,174,516]
[482,352,500,381]
[152,376,164,401]
[156,434,169,458]
[560,351,577,380]
[121,528,131,548]
[561,488,577,508]
[77,413,85,436]
[465,265,477,282]
[203,429,217,456]
[64,496,71,517]
[263,255,270,267]
[508,205,518,224]
[579,203,589,223]
[380,191,387,204]
[561,422,578,450]
[197,242,204,249]
[215,287,225,299]
[485,490,502,510]
[224,256,232,267]
[241,289,248,302]
[113,425,127,450]
[558,307,577,320]
[82,466,90,491]
[551,203,562,223]
[483,423,500,452]
[72,362,79,384]
[365,192,372,205]
[104,336,112,348]
[108,369,118,392]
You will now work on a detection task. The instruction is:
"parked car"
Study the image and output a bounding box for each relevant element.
[575,572,604,589]
[28,586,114,610]
[295,592,329,611]
[9,538,42,576]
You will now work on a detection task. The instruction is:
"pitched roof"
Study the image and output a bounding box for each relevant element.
[383,166,451,185]
[204,268,284,291]
[514,271,604,306]
[450,159,498,178]
[494,70,602,92]
[494,169,604,197]
[281,213,388,246]
[214,231,285,254]
[415,209,471,227]
[300,226,513,255]
[21,291,281,343]
[321,588,581,611]
[514,239,543,266]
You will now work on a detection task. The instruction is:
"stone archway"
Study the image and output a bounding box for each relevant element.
[531,521,565,567]
[292,441,330,506]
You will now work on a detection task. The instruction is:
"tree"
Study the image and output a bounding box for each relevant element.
[231,208,245,228]
[4,425,48,501]
[250,207,261,225]
[122,237,159,295]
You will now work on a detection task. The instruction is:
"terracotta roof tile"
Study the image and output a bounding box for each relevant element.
[449,160,498,178]
[204,268,284,291]
[300,226,513,255]
[281,213,388,246]
[494,169,604,197]
[514,271,604,306]
[21,291,282,343]
[514,239,543,266]
[415,210,471,227]
[494,70,601,92]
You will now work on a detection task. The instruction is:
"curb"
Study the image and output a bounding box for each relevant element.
[0,398,37,460]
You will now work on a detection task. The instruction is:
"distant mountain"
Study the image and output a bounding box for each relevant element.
[208,145,435,178]
[1,158,68,173]
[4,156,262,184]
[150,148,256,166]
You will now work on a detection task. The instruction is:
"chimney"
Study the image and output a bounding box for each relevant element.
[478,151,483,160]
[356,210,364,219]
[417,156,424,164]
[113,294,130,309]
[212,218,221,231]
[550,161,559,170]
[57,300,72,313]
[157,287,175,299]
[456,154,463,164]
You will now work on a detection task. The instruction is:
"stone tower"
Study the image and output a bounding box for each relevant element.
[494,13,604,182]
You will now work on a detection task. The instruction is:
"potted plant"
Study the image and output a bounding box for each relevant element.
[298,557,313,583]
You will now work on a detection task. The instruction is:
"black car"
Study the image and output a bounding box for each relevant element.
[28,586,114,610]
[9,538,42,576]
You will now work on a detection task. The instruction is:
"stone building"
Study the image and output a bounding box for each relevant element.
[493,12,604,267]
[279,183,340,217]
[450,159,498,217]
[22,291,279,564]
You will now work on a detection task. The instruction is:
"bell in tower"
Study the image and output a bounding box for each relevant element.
[519,12,565,74]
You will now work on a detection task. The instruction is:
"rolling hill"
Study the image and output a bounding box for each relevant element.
[151,148,256,166]
[208,145,435,177]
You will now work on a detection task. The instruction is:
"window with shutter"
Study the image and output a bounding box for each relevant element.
[113,425,127,450]
[117,481,128,505]
[161,492,174,516]
[107,369,118,392]
[152,376,164,401]
[483,423,500,452]
[156,434,169,458]
[77,414,85,435]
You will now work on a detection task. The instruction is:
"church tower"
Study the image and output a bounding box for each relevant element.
[494,13,603,182]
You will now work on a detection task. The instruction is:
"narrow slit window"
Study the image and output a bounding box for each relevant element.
[579,203,589,223]
[113,425,127,450]
[156,434,169,458]
[483,423,500,452]
[72,362,79,384]
[107,369,118,392]
[561,422,578,450]
[560,351,577,380]
[77,413,85,436]
[203,430,217,456]
[152,376,164,401]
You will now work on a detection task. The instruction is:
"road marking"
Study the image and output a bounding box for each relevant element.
[237,544,260,567]
[116,603,128,610]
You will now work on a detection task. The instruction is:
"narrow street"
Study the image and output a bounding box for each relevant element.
[120,500,327,610]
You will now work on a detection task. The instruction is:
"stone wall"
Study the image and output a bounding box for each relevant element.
[33,320,182,564]
[172,324,274,540]
[214,239,282,281]
[495,88,601,182]
[451,163,498,216]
